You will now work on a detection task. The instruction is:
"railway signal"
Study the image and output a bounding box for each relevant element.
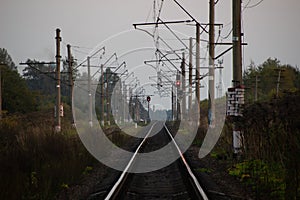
[146,96,151,123]
[176,73,181,87]
[147,96,151,102]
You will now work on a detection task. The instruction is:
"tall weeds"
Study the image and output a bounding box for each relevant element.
[0,114,95,200]
[232,91,300,199]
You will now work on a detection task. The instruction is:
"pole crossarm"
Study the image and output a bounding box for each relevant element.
[144,58,181,63]
[133,19,193,28]
[20,62,56,65]
[201,23,223,26]
[213,42,248,45]
[213,43,247,60]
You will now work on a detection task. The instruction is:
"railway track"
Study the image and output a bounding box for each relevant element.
[91,121,209,200]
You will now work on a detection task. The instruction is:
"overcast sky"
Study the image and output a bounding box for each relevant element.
[1,0,299,103]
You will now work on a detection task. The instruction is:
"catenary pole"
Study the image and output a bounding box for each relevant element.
[232,0,243,156]
[55,28,62,132]
[188,37,193,120]
[101,64,105,125]
[233,0,242,86]
[67,44,75,126]
[87,56,93,127]
[209,0,215,127]
[181,52,186,116]
[195,24,201,126]
[0,63,3,120]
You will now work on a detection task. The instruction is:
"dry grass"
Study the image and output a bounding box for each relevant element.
[0,112,96,200]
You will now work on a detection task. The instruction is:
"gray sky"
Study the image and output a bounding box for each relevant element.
[1,0,300,104]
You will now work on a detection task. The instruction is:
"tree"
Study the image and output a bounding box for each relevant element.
[22,59,56,95]
[23,58,79,107]
[0,49,36,113]
[0,48,16,70]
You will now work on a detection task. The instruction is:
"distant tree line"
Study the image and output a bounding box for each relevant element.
[243,58,300,102]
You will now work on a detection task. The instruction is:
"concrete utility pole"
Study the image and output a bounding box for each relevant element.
[129,87,133,122]
[181,52,186,116]
[188,37,193,119]
[233,0,242,86]
[123,83,127,123]
[217,60,223,98]
[87,56,93,127]
[176,72,181,120]
[209,0,215,127]
[55,28,62,132]
[171,85,176,120]
[275,68,284,98]
[195,24,201,126]
[0,63,3,120]
[101,64,105,126]
[67,44,75,126]
[232,0,243,156]
[136,96,140,122]
[107,74,111,126]
[177,92,180,120]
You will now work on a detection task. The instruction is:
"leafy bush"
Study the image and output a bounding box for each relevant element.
[229,160,285,199]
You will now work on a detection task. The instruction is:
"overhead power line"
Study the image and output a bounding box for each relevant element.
[220,29,233,40]
[244,0,264,9]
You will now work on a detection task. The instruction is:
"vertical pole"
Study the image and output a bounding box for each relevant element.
[137,96,140,122]
[135,96,137,122]
[177,92,180,120]
[0,64,2,120]
[232,0,243,156]
[87,56,93,127]
[188,37,193,119]
[129,87,133,122]
[101,64,105,126]
[195,24,201,126]
[233,0,242,86]
[147,101,150,122]
[171,85,173,120]
[181,52,186,116]
[67,44,75,126]
[276,70,282,98]
[118,81,122,124]
[55,28,62,132]
[176,72,180,121]
[217,61,223,98]
[209,0,215,127]
[255,75,258,101]
[172,85,175,120]
[107,75,110,126]
[123,82,127,123]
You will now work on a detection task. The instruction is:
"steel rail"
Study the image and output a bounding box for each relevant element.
[164,124,209,200]
[105,122,209,200]
[104,122,159,200]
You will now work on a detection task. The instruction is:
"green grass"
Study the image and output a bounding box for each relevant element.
[196,167,213,174]
[228,159,285,199]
